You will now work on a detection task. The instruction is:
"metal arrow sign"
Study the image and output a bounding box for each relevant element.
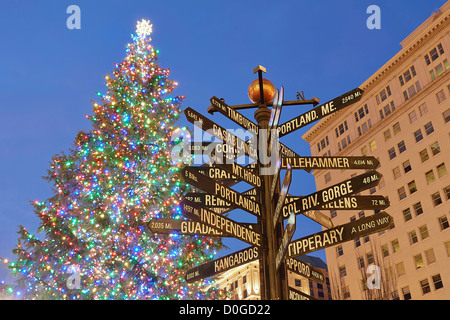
[286,211,393,257]
[277,87,363,137]
[185,246,260,283]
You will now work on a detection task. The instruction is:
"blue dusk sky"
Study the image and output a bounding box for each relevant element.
[0,0,447,282]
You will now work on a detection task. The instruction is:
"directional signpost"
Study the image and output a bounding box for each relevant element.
[182,166,262,217]
[277,87,364,138]
[286,211,393,257]
[145,66,393,300]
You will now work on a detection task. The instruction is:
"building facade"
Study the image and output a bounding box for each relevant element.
[216,255,330,300]
[302,2,450,300]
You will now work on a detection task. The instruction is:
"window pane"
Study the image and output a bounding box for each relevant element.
[384,129,391,141]
[430,142,440,156]
[432,191,442,206]
[432,274,444,290]
[420,278,430,294]
[437,163,447,178]
[426,170,435,184]
[398,187,406,200]
[389,147,397,160]
[409,230,418,245]
[424,121,434,135]
[419,225,429,239]
[413,202,423,216]
[403,160,412,173]
[415,254,424,269]
[408,180,417,194]
[443,108,450,123]
[414,129,423,142]
[419,149,429,162]
[409,110,417,123]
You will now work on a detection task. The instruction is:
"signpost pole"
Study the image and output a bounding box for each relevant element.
[253,65,282,300]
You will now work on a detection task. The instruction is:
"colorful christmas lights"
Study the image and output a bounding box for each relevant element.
[1,20,224,300]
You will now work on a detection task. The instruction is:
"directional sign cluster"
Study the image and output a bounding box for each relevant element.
[146,80,392,300]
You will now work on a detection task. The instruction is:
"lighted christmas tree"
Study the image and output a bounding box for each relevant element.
[3,20,223,300]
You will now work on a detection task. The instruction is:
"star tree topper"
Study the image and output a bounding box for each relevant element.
[136,19,153,37]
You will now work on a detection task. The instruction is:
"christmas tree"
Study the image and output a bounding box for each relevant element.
[2,20,223,300]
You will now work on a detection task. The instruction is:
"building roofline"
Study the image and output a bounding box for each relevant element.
[303,2,450,143]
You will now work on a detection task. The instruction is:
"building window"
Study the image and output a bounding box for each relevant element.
[391,239,400,253]
[361,145,368,156]
[436,89,446,103]
[381,244,389,257]
[414,254,424,269]
[357,256,365,269]
[424,121,434,135]
[419,225,429,240]
[355,238,361,248]
[388,147,397,160]
[317,136,329,152]
[430,141,441,156]
[432,274,444,290]
[339,265,347,278]
[393,122,401,135]
[337,245,343,257]
[431,191,442,206]
[437,163,447,178]
[408,110,418,123]
[425,170,435,184]
[366,252,374,264]
[338,135,351,151]
[403,81,421,101]
[399,65,417,86]
[324,172,331,184]
[398,140,406,153]
[330,209,337,219]
[383,129,391,141]
[443,108,450,123]
[379,101,396,119]
[430,59,450,80]
[369,139,377,152]
[335,121,348,138]
[357,119,372,136]
[419,149,429,162]
[445,241,450,257]
[376,86,392,104]
[414,129,423,142]
[402,286,412,300]
[295,279,302,287]
[354,104,369,122]
[403,160,412,173]
[444,185,450,200]
[418,103,428,116]
[438,215,449,231]
[403,208,412,222]
[413,202,423,216]
[408,180,417,194]
[420,278,431,294]
[408,230,418,245]
[425,248,436,265]
[424,43,445,65]
[398,187,407,200]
